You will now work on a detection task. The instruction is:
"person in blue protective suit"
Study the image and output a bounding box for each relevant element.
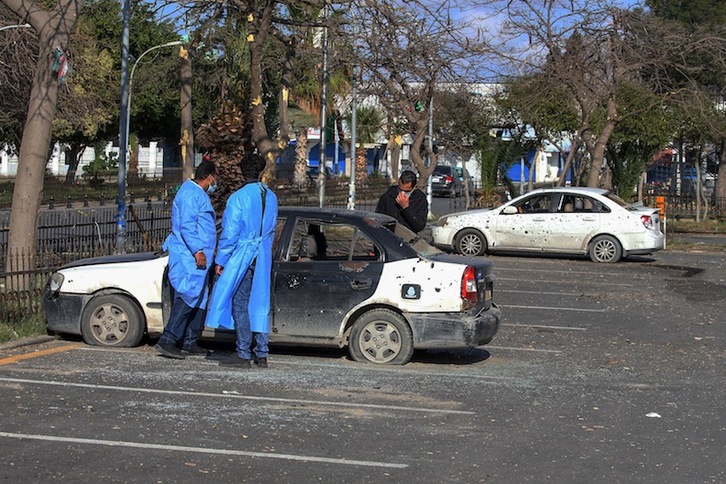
[206,154,278,369]
[155,159,217,359]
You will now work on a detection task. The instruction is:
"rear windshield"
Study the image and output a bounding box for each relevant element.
[433,166,452,175]
[604,192,633,209]
[391,223,442,257]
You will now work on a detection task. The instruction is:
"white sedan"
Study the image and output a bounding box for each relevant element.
[431,187,664,263]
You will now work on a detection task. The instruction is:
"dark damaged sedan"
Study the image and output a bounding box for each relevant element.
[44,208,501,365]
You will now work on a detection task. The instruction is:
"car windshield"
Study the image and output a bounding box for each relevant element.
[391,223,442,256]
[604,192,633,209]
[433,166,451,175]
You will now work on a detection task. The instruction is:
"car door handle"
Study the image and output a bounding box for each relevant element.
[532,217,545,222]
[350,278,372,290]
[582,217,596,221]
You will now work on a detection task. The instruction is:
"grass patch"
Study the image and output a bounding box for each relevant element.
[0,314,48,344]
[667,218,726,234]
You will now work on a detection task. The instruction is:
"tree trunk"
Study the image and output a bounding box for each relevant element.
[4,0,82,290]
[356,146,368,186]
[63,143,83,184]
[587,103,618,188]
[248,4,279,181]
[294,129,308,188]
[717,141,726,213]
[388,135,401,181]
[180,45,194,181]
[556,137,581,187]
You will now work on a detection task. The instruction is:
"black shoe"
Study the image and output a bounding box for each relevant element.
[219,354,251,368]
[181,343,208,356]
[255,357,268,368]
[155,343,186,359]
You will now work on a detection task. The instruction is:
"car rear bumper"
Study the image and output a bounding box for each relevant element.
[405,303,501,349]
[623,231,665,255]
[43,291,86,336]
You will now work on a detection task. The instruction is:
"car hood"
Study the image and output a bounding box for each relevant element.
[444,208,495,219]
[59,251,165,269]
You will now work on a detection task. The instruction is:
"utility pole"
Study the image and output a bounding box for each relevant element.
[116,0,131,253]
[348,66,357,210]
[318,2,329,208]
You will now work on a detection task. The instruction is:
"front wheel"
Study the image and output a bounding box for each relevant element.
[455,229,487,257]
[589,235,622,263]
[81,294,144,347]
[349,309,414,365]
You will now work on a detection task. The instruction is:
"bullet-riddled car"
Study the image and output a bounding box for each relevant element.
[44,208,501,365]
[431,187,664,263]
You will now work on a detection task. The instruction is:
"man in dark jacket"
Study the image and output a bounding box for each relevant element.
[375,170,428,233]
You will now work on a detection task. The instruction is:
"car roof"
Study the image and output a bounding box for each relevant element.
[279,207,397,224]
[528,187,609,196]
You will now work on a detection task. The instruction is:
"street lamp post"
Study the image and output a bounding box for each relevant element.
[125,40,183,161]
[116,39,181,252]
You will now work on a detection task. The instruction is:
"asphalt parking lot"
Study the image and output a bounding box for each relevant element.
[0,249,724,483]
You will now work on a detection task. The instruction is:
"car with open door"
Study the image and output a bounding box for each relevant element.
[44,208,501,365]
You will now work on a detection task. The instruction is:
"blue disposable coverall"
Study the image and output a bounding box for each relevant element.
[163,179,216,308]
[205,182,278,332]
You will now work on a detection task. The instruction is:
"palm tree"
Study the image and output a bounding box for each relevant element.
[353,106,384,186]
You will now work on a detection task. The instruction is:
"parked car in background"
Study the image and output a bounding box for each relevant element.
[455,166,475,195]
[431,187,664,263]
[307,165,334,182]
[431,165,463,197]
[44,208,501,365]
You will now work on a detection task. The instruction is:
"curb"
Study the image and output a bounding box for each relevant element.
[0,335,57,351]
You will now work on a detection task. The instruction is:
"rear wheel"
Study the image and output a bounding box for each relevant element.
[455,229,487,257]
[349,309,413,365]
[589,235,622,263]
[81,294,144,347]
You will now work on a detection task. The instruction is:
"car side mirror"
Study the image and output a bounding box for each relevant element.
[502,206,518,215]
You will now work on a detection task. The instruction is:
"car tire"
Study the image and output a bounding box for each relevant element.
[589,235,622,263]
[349,309,414,365]
[81,294,144,347]
[455,229,487,257]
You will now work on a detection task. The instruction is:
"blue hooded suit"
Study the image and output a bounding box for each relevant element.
[162,179,216,308]
[205,182,278,332]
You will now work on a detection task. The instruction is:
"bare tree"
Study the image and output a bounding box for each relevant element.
[349,0,489,186]
[480,0,702,188]
[2,0,83,289]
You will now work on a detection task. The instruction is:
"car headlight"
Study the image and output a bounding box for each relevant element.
[48,272,65,293]
[438,216,448,226]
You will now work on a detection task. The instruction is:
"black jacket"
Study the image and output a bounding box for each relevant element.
[375,185,428,233]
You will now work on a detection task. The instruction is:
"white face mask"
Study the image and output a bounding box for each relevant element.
[206,176,217,194]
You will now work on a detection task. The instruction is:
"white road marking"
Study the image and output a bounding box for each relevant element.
[502,323,588,331]
[497,277,635,287]
[496,267,637,277]
[485,345,563,354]
[0,377,474,415]
[498,290,587,296]
[503,304,605,312]
[0,431,407,469]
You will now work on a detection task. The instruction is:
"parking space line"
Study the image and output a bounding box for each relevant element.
[486,345,563,354]
[0,431,408,469]
[497,277,635,287]
[502,323,587,331]
[0,377,474,415]
[503,304,604,312]
[498,290,586,297]
[496,267,639,277]
[0,344,80,366]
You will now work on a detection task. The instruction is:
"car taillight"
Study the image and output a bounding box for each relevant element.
[640,214,654,230]
[461,266,478,304]
[445,175,453,183]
